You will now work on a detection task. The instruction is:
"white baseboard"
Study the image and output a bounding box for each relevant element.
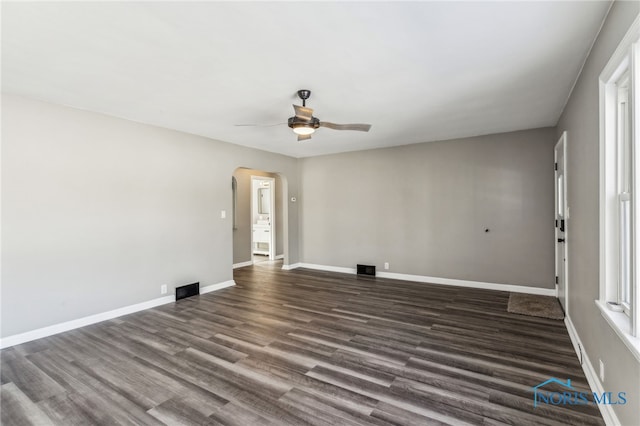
[0,280,235,350]
[297,263,355,274]
[234,256,283,269]
[200,280,235,294]
[564,316,620,426]
[282,262,302,271]
[377,271,556,296]
[293,263,556,296]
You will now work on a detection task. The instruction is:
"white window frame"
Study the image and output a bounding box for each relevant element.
[598,16,640,362]
[617,72,632,314]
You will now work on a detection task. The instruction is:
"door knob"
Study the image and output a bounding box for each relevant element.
[557,238,565,243]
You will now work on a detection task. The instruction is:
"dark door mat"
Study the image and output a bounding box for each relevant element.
[507,293,564,320]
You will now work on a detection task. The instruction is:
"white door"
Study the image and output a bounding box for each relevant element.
[555,132,568,312]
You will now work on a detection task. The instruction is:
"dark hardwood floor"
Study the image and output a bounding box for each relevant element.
[1,262,604,425]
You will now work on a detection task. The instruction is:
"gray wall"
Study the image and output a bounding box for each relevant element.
[300,128,556,288]
[556,1,640,425]
[232,168,284,264]
[1,94,299,338]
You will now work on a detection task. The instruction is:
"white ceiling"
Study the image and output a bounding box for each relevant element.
[2,1,611,158]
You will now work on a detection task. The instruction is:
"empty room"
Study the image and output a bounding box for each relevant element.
[1,1,639,425]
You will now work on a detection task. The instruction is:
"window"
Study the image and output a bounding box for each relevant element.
[598,17,640,360]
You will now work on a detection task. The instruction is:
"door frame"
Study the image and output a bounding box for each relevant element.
[555,131,569,312]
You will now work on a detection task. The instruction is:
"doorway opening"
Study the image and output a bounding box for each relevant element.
[232,168,287,268]
[251,176,275,263]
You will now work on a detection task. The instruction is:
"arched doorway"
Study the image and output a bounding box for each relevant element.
[231,167,288,268]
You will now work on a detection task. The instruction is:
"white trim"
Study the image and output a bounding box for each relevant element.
[377,271,555,296]
[600,15,640,81]
[299,263,356,274]
[565,315,621,426]
[599,15,640,346]
[599,62,612,304]
[555,131,569,312]
[275,254,284,260]
[296,263,556,296]
[200,280,236,295]
[633,28,640,338]
[281,262,301,271]
[0,295,173,350]
[233,260,254,269]
[596,300,640,362]
[0,280,235,349]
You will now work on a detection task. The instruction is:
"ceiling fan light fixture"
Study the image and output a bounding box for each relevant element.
[292,124,316,135]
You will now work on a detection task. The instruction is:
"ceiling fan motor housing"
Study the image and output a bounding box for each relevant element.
[288,115,320,130]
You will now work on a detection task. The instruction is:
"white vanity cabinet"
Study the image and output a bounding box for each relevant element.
[252,224,271,255]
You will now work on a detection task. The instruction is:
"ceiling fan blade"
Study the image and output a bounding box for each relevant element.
[234,122,285,127]
[293,105,314,121]
[319,122,371,132]
[297,134,312,142]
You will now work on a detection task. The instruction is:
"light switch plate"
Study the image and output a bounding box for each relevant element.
[221,210,226,219]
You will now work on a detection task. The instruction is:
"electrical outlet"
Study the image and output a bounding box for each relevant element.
[161,284,168,295]
[599,359,605,382]
[384,262,389,270]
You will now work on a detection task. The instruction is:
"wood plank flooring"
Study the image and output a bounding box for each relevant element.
[1,262,604,425]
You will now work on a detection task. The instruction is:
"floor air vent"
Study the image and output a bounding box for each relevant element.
[176,282,199,301]
[357,264,376,276]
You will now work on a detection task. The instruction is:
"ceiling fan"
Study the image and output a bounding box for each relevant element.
[237,90,372,141]
[287,90,371,141]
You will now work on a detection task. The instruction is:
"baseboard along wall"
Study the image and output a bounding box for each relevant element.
[287,263,556,296]
[564,316,620,426]
[0,280,236,349]
[233,254,284,269]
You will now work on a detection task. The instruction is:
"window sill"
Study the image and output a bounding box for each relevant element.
[595,300,640,362]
